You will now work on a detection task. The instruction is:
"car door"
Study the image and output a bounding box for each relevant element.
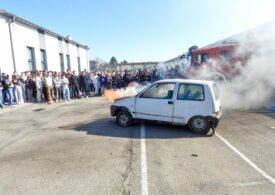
[134,82,176,122]
[173,83,211,124]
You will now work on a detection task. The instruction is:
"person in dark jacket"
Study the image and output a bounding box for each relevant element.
[69,71,80,99]
[25,75,35,102]
[84,72,91,97]
[79,72,86,97]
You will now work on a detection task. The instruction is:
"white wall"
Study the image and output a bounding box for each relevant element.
[0,14,14,74]
[44,34,60,71]
[0,14,89,75]
[12,21,40,73]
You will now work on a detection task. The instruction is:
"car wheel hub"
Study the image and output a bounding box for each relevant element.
[120,115,129,124]
[193,118,206,129]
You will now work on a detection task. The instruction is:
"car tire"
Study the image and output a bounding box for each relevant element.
[116,111,133,127]
[188,116,210,134]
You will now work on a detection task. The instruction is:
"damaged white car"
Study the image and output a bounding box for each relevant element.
[110,79,222,134]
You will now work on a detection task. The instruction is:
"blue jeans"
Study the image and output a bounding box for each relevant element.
[6,87,14,105]
[69,86,73,99]
[0,89,3,108]
[85,83,91,96]
[63,87,70,101]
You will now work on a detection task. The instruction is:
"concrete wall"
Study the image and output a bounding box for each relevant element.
[0,13,89,75]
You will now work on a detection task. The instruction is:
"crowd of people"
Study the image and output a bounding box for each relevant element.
[0,66,185,109]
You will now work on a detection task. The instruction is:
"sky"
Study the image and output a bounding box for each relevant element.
[0,0,275,63]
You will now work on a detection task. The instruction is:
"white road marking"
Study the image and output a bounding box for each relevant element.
[141,123,149,195]
[216,132,275,185]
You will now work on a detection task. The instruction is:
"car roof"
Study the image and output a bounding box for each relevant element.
[154,79,215,85]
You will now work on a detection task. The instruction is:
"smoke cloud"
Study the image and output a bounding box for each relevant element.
[192,21,275,110]
[103,21,275,111]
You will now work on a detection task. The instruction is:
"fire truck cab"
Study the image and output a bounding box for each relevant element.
[188,44,247,80]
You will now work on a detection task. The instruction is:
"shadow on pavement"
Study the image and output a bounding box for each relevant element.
[64,117,212,139]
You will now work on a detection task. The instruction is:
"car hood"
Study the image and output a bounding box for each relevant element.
[113,96,136,108]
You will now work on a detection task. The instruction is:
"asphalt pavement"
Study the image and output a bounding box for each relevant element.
[0,98,274,195]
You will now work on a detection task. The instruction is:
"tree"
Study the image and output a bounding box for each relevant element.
[110,56,118,65]
[121,60,128,64]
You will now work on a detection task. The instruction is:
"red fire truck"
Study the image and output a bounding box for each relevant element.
[186,43,249,81]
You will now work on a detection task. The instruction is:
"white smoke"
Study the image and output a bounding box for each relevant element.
[191,21,275,110]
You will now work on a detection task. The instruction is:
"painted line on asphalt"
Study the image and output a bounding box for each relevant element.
[216,132,275,185]
[141,123,148,195]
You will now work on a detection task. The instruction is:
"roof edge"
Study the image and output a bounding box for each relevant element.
[0,9,89,50]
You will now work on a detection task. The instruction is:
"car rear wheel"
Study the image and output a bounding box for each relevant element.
[116,111,133,127]
[188,116,210,134]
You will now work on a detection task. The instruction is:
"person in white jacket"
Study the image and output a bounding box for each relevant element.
[61,73,70,101]
[45,72,53,103]
[35,73,43,103]
[92,73,99,95]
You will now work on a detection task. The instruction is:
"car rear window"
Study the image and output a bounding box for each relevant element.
[177,84,205,101]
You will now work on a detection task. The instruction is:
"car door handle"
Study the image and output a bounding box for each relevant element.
[168,101,174,105]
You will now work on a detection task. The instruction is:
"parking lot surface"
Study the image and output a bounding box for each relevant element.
[0,98,275,195]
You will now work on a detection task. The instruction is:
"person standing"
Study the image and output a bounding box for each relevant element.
[79,71,86,98]
[45,72,54,103]
[92,73,99,96]
[123,70,129,88]
[12,74,24,104]
[0,82,4,109]
[20,72,27,102]
[69,71,80,99]
[4,75,14,106]
[35,73,43,103]
[85,72,91,97]
[61,73,70,101]
[53,72,62,102]
[25,75,35,102]
[68,73,74,99]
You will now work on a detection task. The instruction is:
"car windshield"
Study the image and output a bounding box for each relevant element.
[141,83,175,99]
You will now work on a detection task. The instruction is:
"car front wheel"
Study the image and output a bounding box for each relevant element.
[116,111,133,127]
[188,116,210,134]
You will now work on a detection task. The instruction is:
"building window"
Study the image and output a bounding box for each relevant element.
[66,54,71,71]
[40,49,48,71]
[59,53,65,72]
[27,47,36,71]
[77,57,81,72]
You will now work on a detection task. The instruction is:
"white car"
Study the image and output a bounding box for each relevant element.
[111,79,222,134]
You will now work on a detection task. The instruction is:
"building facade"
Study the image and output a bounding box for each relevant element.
[0,10,89,75]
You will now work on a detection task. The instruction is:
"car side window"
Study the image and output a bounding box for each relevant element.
[177,84,205,101]
[140,83,175,99]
